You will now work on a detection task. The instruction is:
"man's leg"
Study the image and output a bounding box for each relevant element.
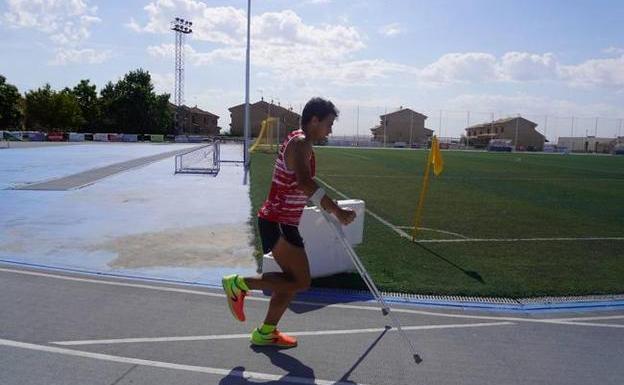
[249,237,310,347]
[244,237,311,295]
[263,291,296,326]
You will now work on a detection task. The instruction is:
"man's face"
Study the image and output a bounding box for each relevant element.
[310,114,335,140]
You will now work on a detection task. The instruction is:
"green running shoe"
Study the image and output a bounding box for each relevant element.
[250,328,298,348]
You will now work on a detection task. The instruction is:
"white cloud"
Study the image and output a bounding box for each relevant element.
[559,55,624,87]
[147,43,243,65]
[603,46,624,56]
[378,23,403,37]
[125,17,143,33]
[447,93,622,118]
[302,0,332,4]
[150,72,175,95]
[3,0,100,45]
[419,53,498,83]
[135,1,374,84]
[50,48,112,65]
[499,52,557,81]
[133,1,624,90]
[3,0,107,65]
[415,51,624,89]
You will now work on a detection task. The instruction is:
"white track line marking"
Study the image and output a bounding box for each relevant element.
[0,266,267,302]
[554,315,624,322]
[554,321,624,329]
[1,266,622,328]
[0,338,362,385]
[51,322,514,346]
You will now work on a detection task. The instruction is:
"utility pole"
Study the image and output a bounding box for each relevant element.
[514,114,520,150]
[356,105,360,146]
[466,110,470,147]
[438,110,442,137]
[243,0,251,183]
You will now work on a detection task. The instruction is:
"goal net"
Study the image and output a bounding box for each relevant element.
[250,117,280,153]
[174,141,220,175]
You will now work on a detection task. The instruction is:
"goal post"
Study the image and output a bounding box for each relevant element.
[174,140,220,175]
[250,117,280,153]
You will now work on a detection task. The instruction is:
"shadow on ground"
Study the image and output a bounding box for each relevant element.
[218,328,391,384]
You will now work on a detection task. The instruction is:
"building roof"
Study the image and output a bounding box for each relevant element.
[228,100,300,118]
[380,107,427,119]
[466,116,535,129]
[168,103,219,118]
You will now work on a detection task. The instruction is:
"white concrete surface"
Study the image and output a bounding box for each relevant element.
[0,143,257,285]
[262,199,365,278]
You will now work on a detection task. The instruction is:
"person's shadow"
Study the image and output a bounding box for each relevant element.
[218,328,391,384]
[217,346,318,385]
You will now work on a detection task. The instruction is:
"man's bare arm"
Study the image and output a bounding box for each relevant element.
[287,139,338,215]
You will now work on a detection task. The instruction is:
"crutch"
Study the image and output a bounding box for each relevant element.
[319,208,423,364]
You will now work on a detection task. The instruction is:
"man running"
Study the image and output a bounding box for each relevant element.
[222,97,356,348]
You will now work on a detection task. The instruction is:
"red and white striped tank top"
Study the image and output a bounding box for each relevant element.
[258,129,315,226]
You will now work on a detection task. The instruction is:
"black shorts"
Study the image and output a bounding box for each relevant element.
[258,217,304,253]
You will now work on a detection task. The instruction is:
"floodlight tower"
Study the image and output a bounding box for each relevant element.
[171,17,193,133]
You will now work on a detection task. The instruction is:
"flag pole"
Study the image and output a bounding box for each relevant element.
[412,136,436,241]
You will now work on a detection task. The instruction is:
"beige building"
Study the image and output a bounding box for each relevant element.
[170,103,220,136]
[465,117,545,151]
[228,99,300,140]
[370,108,433,145]
[557,136,620,153]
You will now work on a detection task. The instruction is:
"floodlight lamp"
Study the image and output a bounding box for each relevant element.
[189,22,193,26]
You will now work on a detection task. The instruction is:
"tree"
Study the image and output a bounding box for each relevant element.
[98,81,117,132]
[99,69,172,134]
[0,75,23,130]
[72,79,99,132]
[24,84,83,131]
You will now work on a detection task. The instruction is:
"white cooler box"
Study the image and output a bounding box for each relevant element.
[262,199,365,278]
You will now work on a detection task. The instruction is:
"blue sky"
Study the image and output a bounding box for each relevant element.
[1,0,623,139]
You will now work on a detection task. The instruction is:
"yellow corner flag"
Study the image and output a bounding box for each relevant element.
[412,136,444,241]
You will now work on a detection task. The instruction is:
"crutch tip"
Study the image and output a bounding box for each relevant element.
[413,354,423,364]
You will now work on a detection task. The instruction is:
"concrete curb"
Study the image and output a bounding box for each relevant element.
[2,258,623,313]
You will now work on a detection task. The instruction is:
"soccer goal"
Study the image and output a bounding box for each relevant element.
[250,117,281,153]
[218,137,245,165]
[174,140,220,175]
